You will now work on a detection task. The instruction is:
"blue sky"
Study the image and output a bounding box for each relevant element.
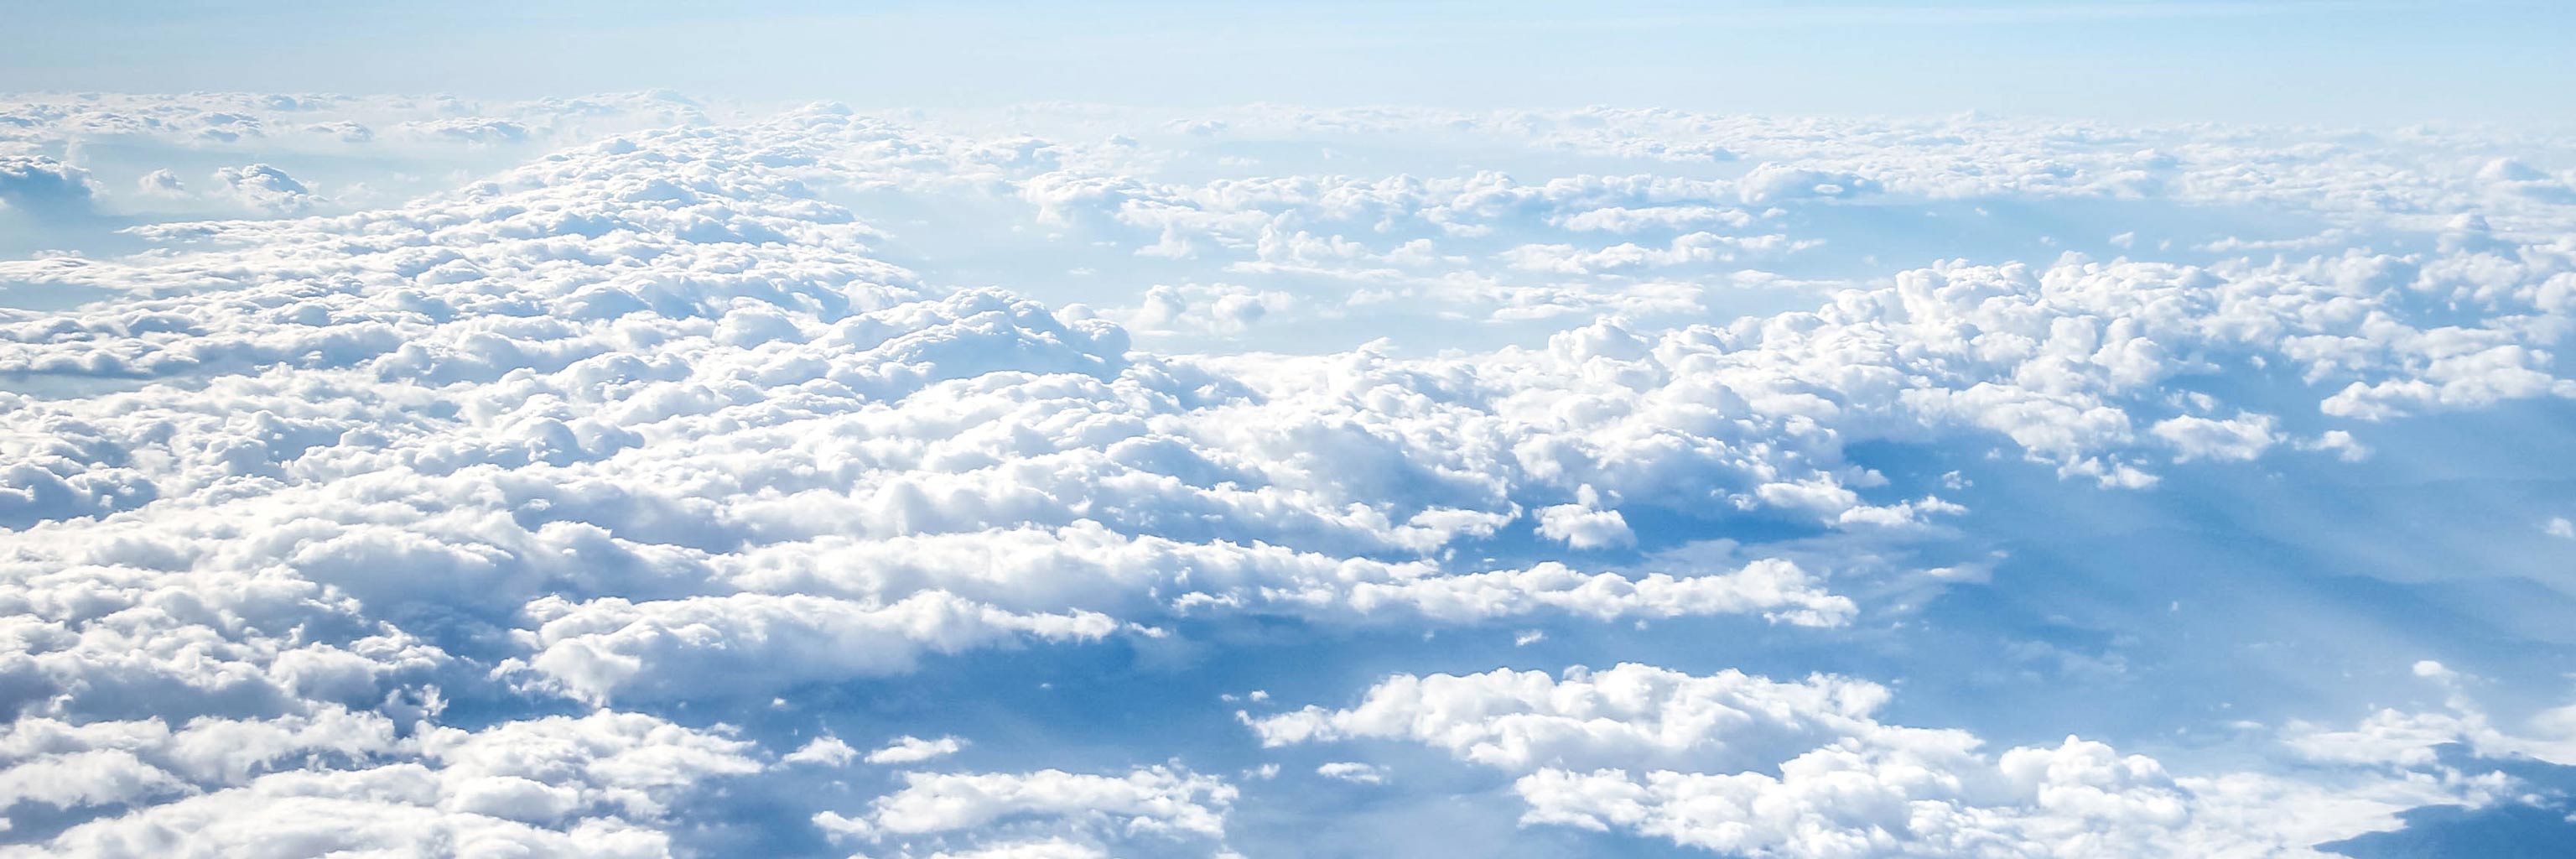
[4,5,2576,858]
[8,2,2574,124]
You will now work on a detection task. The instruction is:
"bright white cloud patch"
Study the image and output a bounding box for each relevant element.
[783,736,860,768]
[866,735,967,765]
[510,592,1120,704]
[1251,664,2493,857]
[0,711,761,857]
[814,765,1238,856]
[1314,762,1386,784]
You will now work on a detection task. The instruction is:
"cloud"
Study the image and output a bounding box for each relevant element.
[1534,484,1635,549]
[3,711,759,858]
[1104,283,1293,337]
[0,155,98,216]
[1497,232,1814,274]
[402,117,532,144]
[1344,558,1855,627]
[1314,762,1385,784]
[1735,163,1880,205]
[2149,412,2278,463]
[1554,205,1753,233]
[1244,664,1910,772]
[509,592,1119,704]
[923,838,1113,859]
[210,163,319,214]
[782,736,859,767]
[814,765,1237,856]
[3,92,2575,856]
[866,734,967,765]
[2284,660,2576,770]
[0,117,1893,738]
[1253,663,2475,857]
[135,169,187,198]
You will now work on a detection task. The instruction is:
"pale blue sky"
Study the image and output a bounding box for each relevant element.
[8,1,2572,124]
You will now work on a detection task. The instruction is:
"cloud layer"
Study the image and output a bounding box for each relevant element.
[3,93,2573,855]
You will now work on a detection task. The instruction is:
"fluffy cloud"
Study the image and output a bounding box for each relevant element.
[2149,413,2277,463]
[813,765,1237,856]
[3,107,1909,718]
[1251,664,2477,857]
[2284,660,2576,770]
[1102,283,1294,337]
[782,736,860,767]
[1534,485,1634,549]
[507,592,1119,703]
[0,711,759,858]
[867,735,968,765]
[209,164,319,214]
[0,155,96,215]
[3,91,2573,855]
